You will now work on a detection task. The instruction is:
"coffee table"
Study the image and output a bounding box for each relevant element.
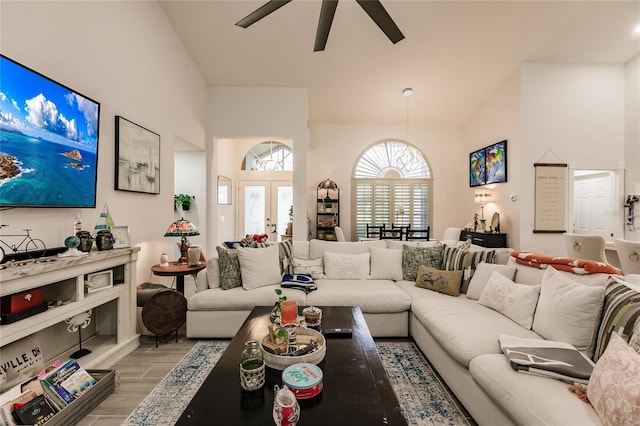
[177,306,407,425]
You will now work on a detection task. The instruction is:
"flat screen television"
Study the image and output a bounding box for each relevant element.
[0,54,100,207]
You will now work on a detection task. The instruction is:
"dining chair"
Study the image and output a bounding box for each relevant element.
[441,227,462,241]
[334,226,346,242]
[563,233,607,263]
[614,238,640,275]
[406,227,430,241]
[391,224,410,240]
[366,223,385,238]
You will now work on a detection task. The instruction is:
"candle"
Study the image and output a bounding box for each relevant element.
[280,301,298,324]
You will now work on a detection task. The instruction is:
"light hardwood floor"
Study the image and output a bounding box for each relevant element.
[77,335,197,426]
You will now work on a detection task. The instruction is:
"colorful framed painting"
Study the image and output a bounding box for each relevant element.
[469,148,486,187]
[485,140,507,184]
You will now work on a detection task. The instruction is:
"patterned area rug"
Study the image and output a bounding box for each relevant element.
[124,340,473,426]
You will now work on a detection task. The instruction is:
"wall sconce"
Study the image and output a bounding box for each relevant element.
[474,189,494,221]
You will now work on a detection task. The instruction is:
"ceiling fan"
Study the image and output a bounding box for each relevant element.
[235,0,405,52]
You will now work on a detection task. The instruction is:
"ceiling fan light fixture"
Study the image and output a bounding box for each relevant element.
[402,88,413,97]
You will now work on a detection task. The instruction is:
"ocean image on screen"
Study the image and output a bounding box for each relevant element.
[0,55,100,207]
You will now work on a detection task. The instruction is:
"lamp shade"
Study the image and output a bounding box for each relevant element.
[474,189,494,204]
[164,218,200,237]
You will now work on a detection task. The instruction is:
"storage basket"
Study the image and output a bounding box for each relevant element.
[261,327,326,370]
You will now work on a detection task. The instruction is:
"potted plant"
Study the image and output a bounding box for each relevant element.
[174,194,194,210]
[270,288,287,323]
[324,201,333,213]
[286,205,293,236]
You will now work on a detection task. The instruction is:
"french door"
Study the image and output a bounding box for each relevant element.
[239,181,292,240]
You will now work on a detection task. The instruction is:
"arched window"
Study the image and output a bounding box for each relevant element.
[352,140,432,238]
[241,141,292,171]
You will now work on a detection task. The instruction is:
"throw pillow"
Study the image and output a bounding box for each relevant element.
[204,257,220,290]
[478,272,541,329]
[236,245,282,290]
[441,245,495,293]
[278,239,294,275]
[532,267,605,357]
[323,252,370,280]
[216,246,242,290]
[593,276,640,362]
[466,262,517,300]
[369,247,403,281]
[223,241,243,249]
[415,265,463,296]
[293,257,324,279]
[587,332,640,425]
[402,245,444,281]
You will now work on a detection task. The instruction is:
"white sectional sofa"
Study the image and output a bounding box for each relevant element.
[186,238,638,425]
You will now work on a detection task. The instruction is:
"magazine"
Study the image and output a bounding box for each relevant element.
[499,335,594,384]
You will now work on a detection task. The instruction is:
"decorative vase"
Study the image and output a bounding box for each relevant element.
[187,246,200,266]
[160,252,169,267]
[270,304,281,324]
[240,340,265,391]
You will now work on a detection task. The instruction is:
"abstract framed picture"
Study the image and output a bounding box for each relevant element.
[485,140,507,184]
[469,148,486,187]
[115,116,160,194]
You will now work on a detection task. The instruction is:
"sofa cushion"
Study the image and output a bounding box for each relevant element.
[293,257,324,279]
[323,252,370,280]
[478,272,540,329]
[411,294,542,367]
[532,267,605,357]
[188,285,306,311]
[469,354,601,426]
[278,239,294,274]
[587,332,640,425]
[204,257,220,290]
[305,279,411,313]
[593,276,640,362]
[309,239,386,259]
[237,245,282,290]
[415,265,462,296]
[402,245,443,281]
[370,247,403,281]
[216,246,242,290]
[466,262,517,300]
[292,240,309,260]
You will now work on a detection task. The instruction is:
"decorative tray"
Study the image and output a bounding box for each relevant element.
[261,327,326,370]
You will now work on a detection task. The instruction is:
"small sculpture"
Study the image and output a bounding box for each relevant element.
[473,213,479,232]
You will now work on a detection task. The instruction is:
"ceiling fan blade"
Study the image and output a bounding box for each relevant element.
[355,0,405,44]
[235,0,293,28]
[314,0,339,52]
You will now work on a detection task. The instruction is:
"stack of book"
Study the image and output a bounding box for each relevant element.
[0,360,97,425]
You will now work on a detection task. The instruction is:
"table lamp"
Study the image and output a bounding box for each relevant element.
[164,217,200,264]
[474,189,494,221]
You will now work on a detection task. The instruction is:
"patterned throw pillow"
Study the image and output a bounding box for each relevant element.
[441,245,495,271]
[593,277,640,361]
[216,246,242,290]
[477,272,541,329]
[278,239,294,275]
[293,258,324,279]
[415,265,463,296]
[402,245,444,281]
[587,332,640,425]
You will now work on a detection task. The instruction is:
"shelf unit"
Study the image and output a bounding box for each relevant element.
[317,180,340,241]
[0,248,141,373]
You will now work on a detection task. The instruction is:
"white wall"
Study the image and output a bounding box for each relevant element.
[1,1,206,283]
[463,71,521,248]
[174,151,207,250]
[625,54,640,239]
[309,123,465,240]
[519,63,626,254]
[206,87,308,248]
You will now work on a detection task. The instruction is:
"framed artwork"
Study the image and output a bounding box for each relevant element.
[110,225,131,249]
[533,163,568,233]
[85,270,113,293]
[485,140,507,184]
[115,116,160,194]
[469,148,486,187]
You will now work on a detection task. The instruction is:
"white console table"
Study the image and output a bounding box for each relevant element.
[0,248,141,371]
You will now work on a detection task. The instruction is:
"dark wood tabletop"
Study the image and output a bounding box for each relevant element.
[150,262,205,294]
[177,306,407,425]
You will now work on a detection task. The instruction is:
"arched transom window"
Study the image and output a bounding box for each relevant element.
[242,141,292,171]
[353,140,433,238]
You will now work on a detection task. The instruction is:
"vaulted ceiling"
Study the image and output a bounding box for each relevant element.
[160,1,640,127]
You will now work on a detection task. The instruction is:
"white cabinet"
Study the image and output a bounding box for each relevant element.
[0,248,140,369]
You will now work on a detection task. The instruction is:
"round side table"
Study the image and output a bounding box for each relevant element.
[151,262,206,294]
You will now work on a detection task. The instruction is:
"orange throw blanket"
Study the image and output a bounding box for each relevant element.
[510,251,621,275]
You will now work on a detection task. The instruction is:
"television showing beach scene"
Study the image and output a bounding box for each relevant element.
[0,54,100,207]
